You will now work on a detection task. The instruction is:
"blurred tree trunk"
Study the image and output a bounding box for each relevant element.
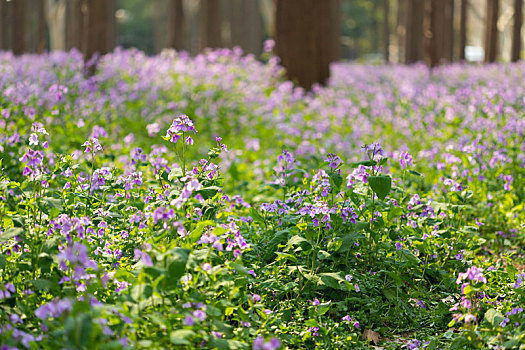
[405,0,425,63]
[66,0,83,50]
[231,0,263,54]
[13,0,25,54]
[511,0,523,61]
[484,0,499,62]
[107,0,117,51]
[242,0,262,54]
[384,0,390,63]
[83,0,115,74]
[459,0,468,60]
[200,0,221,49]
[168,0,185,50]
[0,0,12,51]
[46,0,66,51]
[396,0,406,62]
[230,0,243,48]
[274,0,340,90]
[154,0,163,52]
[428,0,454,66]
[371,0,379,53]
[37,0,47,53]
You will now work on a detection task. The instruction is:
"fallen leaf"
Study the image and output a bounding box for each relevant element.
[362,329,380,345]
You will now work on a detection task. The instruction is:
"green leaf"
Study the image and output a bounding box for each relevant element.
[368,176,392,200]
[350,160,377,168]
[330,173,343,192]
[0,253,5,269]
[397,249,421,266]
[28,279,54,291]
[408,170,423,177]
[338,231,366,252]
[168,167,183,181]
[166,248,190,283]
[188,220,214,243]
[65,313,92,348]
[44,197,63,210]
[230,262,252,276]
[484,309,504,327]
[170,329,195,345]
[318,272,345,290]
[284,235,312,252]
[1,227,23,242]
[197,186,221,200]
[249,208,266,224]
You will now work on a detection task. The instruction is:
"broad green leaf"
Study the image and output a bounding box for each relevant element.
[284,235,312,252]
[350,160,377,168]
[484,309,504,327]
[197,186,221,200]
[28,279,54,291]
[1,227,23,242]
[168,167,183,181]
[44,197,63,210]
[368,176,392,200]
[170,329,195,345]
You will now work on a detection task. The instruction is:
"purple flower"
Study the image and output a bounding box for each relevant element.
[395,242,403,250]
[184,315,194,326]
[134,249,153,266]
[82,137,103,154]
[253,336,281,350]
[312,299,320,306]
[0,283,15,299]
[399,151,413,168]
[456,266,487,285]
[165,115,197,144]
[35,298,72,319]
[192,309,206,322]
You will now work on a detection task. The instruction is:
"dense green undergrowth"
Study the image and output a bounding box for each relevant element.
[0,49,524,349]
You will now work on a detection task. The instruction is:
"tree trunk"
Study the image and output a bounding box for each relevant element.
[154,0,163,52]
[0,0,11,51]
[46,0,66,51]
[396,0,406,62]
[37,0,47,53]
[242,0,262,54]
[66,0,83,50]
[384,0,390,62]
[84,0,115,74]
[511,0,523,61]
[274,0,340,90]
[459,0,468,60]
[13,0,25,55]
[107,0,117,51]
[428,0,454,66]
[484,0,499,63]
[230,0,243,47]
[371,0,379,53]
[200,0,222,50]
[405,0,425,63]
[168,0,185,50]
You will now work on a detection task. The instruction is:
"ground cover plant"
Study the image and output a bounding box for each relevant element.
[0,48,524,349]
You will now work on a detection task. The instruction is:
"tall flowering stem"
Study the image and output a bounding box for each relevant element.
[164,115,197,177]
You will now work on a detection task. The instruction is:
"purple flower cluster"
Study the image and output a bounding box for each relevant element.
[34,298,73,320]
[165,115,197,144]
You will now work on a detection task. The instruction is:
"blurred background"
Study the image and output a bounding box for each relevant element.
[0,0,523,88]
[0,0,523,61]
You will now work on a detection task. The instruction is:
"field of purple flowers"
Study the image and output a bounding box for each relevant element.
[0,48,524,349]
